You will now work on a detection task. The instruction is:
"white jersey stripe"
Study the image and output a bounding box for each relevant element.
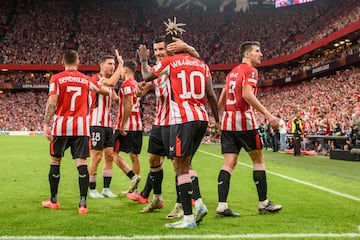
[56,116,63,136]
[77,117,84,136]
[66,116,73,136]
[235,111,242,130]
[183,101,194,122]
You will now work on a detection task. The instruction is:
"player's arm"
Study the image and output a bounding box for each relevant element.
[167,37,200,59]
[242,84,278,129]
[137,44,157,82]
[205,76,220,130]
[43,94,58,141]
[218,88,226,109]
[120,95,132,136]
[135,82,152,97]
[111,89,120,105]
[102,49,124,87]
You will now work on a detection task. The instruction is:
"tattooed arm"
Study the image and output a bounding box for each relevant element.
[43,94,58,141]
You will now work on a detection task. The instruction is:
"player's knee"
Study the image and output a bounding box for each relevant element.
[91,150,103,162]
[77,165,89,178]
[148,154,161,167]
[50,157,61,165]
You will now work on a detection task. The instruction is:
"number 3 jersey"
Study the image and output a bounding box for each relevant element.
[48,70,100,136]
[151,53,210,125]
[221,63,258,131]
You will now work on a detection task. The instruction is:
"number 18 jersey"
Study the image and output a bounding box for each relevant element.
[151,53,210,125]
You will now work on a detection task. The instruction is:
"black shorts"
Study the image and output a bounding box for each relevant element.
[90,126,114,150]
[169,121,208,158]
[221,130,262,154]
[50,136,90,159]
[114,130,143,154]
[148,125,170,157]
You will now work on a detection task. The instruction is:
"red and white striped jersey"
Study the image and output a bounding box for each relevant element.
[151,75,172,126]
[116,78,143,131]
[221,63,258,131]
[151,53,210,124]
[89,73,113,127]
[49,70,100,136]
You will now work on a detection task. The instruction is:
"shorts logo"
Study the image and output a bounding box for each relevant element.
[92,141,97,147]
[169,146,174,151]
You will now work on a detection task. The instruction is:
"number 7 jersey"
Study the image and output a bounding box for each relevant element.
[48,70,100,136]
[151,53,210,125]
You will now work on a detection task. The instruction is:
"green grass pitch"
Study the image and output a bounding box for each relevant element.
[0,136,359,239]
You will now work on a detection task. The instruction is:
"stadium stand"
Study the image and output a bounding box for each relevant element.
[0,0,359,159]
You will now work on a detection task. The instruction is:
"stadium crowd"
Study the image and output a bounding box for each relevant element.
[1,0,360,64]
[0,0,359,156]
[1,67,358,151]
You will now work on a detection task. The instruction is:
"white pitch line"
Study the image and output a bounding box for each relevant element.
[1,233,360,239]
[198,150,360,202]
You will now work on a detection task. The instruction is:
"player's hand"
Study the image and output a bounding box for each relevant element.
[43,124,53,142]
[269,116,279,129]
[137,44,149,62]
[134,81,145,97]
[120,128,127,136]
[115,49,124,66]
[215,122,221,135]
[167,37,185,53]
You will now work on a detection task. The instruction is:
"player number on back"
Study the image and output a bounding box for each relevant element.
[226,80,236,105]
[177,70,205,99]
[66,86,82,111]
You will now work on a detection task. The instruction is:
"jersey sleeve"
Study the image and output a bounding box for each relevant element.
[151,57,170,77]
[121,81,134,97]
[89,75,101,92]
[243,67,258,88]
[48,75,58,96]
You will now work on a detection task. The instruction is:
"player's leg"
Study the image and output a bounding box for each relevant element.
[140,154,165,212]
[166,159,184,219]
[88,149,104,198]
[216,153,240,217]
[128,125,160,204]
[42,157,62,210]
[165,122,203,228]
[216,131,240,217]
[129,131,143,175]
[113,131,140,194]
[72,136,91,214]
[42,136,66,210]
[101,127,117,197]
[165,156,196,228]
[245,131,282,214]
[88,126,106,198]
[189,121,209,224]
[101,146,117,197]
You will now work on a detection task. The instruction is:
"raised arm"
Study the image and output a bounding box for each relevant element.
[167,37,200,59]
[137,44,158,82]
[102,49,124,87]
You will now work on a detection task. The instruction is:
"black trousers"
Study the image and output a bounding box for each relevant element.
[294,133,301,156]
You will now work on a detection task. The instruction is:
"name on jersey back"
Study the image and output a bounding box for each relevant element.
[58,76,89,85]
[170,59,205,69]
